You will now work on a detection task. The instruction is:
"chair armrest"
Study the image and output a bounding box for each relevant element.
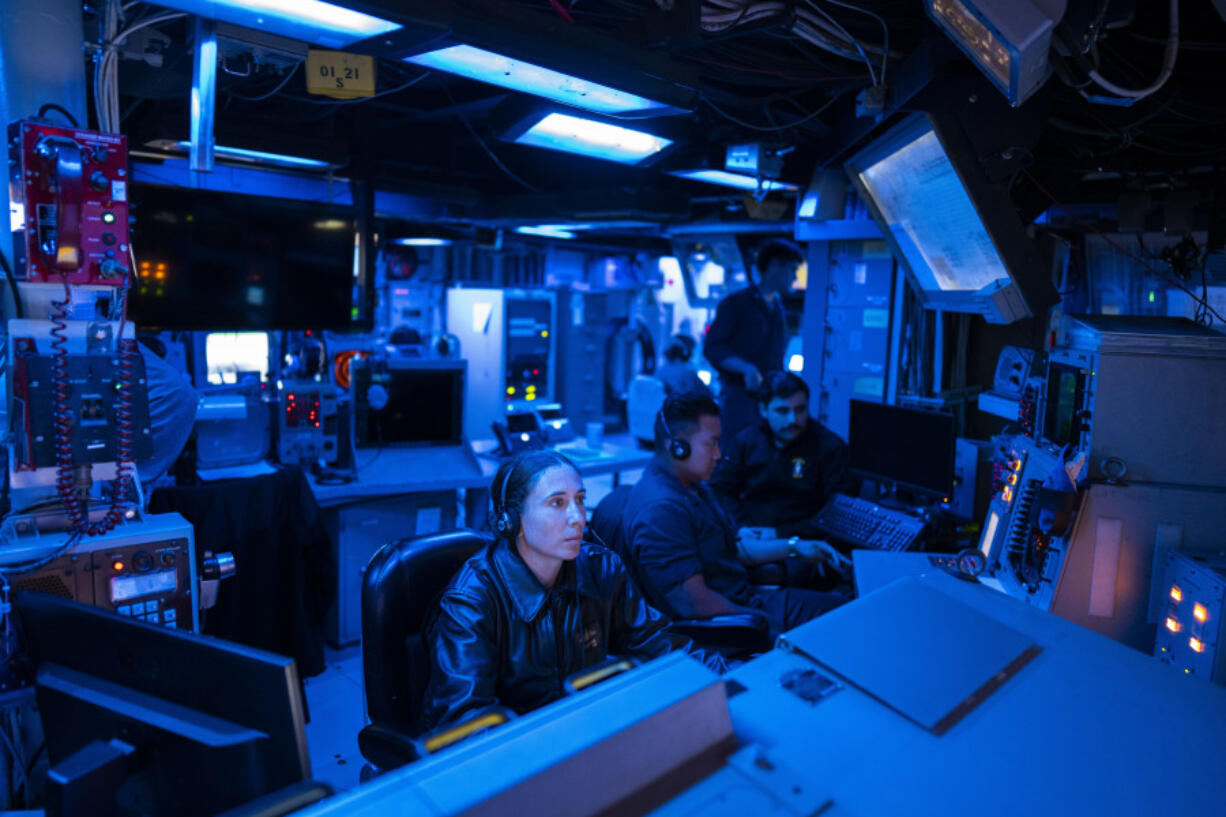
[417,705,516,756]
[667,613,772,651]
[357,721,422,771]
[563,656,638,695]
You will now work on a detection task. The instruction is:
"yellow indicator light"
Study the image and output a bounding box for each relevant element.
[155,271,166,280]
[112,560,125,572]
[1194,603,1208,623]
[1165,617,1181,633]
[1007,473,1018,485]
[506,387,515,395]
[1001,486,1013,503]
[1170,586,1183,602]
[526,394,536,401]
[1185,668,1192,674]
[1189,637,1205,653]
[540,330,549,338]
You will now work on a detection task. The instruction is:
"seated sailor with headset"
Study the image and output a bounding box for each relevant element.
[710,371,855,548]
[420,450,721,732]
[623,392,847,639]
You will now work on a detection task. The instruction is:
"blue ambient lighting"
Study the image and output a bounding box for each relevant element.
[393,238,453,247]
[515,225,586,239]
[514,113,671,165]
[174,141,330,169]
[405,45,670,115]
[151,1,401,49]
[670,169,798,192]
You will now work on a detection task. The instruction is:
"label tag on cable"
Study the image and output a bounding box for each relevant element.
[306,49,376,99]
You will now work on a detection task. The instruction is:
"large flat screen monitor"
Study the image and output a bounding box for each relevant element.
[128,184,370,331]
[352,358,465,447]
[847,398,956,499]
[845,112,1054,324]
[15,591,314,816]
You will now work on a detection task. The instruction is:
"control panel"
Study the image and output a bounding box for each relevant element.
[978,436,1070,609]
[1,513,197,631]
[9,334,153,469]
[1155,551,1226,684]
[504,297,552,404]
[7,121,130,284]
[276,381,338,464]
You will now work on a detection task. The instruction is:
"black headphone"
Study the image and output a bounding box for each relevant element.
[493,462,521,539]
[658,408,691,461]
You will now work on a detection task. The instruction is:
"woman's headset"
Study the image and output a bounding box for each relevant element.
[493,462,521,539]
[657,406,690,461]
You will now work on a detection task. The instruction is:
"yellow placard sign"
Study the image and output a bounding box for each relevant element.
[306,49,376,100]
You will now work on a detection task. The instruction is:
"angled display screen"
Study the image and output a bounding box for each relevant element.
[846,112,1054,324]
[857,129,1008,293]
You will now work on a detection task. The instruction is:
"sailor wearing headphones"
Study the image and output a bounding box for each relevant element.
[623,392,846,639]
[420,450,717,733]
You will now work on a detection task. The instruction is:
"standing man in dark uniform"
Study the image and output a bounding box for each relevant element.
[711,372,855,542]
[702,240,802,442]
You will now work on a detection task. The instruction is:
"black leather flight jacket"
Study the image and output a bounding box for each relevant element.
[420,540,703,732]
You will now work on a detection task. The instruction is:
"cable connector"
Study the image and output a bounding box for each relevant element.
[855,84,886,120]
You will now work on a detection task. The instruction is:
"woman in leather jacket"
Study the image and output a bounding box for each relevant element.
[420,450,712,732]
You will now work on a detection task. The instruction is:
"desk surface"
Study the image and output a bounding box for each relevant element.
[308,435,651,507]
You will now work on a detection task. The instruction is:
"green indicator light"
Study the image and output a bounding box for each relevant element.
[102,211,116,224]
[1148,291,1155,303]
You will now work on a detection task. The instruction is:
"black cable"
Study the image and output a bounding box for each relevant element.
[36,103,78,127]
[0,250,23,319]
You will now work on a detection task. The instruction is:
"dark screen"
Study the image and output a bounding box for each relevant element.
[357,366,463,446]
[847,399,956,497]
[1044,363,1085,447]
[14,591,308,816]
[506,412,540,433]
[128,184,361,331]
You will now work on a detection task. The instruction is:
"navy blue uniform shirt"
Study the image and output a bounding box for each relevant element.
[702,286,786,387]
[624,462,758,616]
[711,420,853,539]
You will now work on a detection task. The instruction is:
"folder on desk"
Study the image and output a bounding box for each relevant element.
[780,577,1040,735]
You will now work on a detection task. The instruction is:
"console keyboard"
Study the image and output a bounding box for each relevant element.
[814,494,926,551]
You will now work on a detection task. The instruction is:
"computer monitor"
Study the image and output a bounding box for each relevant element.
[15,591,313,817]
[352,358,465,447]
[205,331,270,385]
[128,184,371,332]
[845,112,1055,324]
[847,399,956,499]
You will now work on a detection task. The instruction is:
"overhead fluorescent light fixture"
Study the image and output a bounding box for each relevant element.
[405,44,673,116]
[515,225,590,240]
[670,170,798,193]
[392,237,452,247]
[150,0,401,48]
[173,141,330,169]
[513,113,672,165]
[924,0,1066,107]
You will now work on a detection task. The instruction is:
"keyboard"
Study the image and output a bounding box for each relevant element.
[813,494,927,552]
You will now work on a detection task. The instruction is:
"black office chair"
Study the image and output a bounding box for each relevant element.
[357,528,491,772]
[589,486,771,652]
